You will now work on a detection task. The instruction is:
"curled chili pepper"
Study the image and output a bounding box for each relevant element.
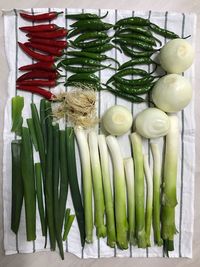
[20,11,63,22]
[24,42,64,56]
[26,28,68,39]
[16,85,56,100]
[17,70,59,82]
[18,42,56,62]
[19,61,57,72]
[28,38,67,48]
[17,80,59,87]
[19,24,60,32]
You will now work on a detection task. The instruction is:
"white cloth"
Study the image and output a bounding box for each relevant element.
[3,8,196,259]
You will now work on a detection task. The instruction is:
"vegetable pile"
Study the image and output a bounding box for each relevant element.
[10,10,194,260]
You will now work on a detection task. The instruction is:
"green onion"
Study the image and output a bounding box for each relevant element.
[35,163,46,236]
[106,135,128,250]
[27,118,38,151]
[150,143,163,246]
[11,96,24,136]
[39,99,47,151]
[11,140,23,235]
[66,127,85,247]
[88,131,106,238]
[162,115,179,254]
[45,101,55,250]
[53,124,64,260]
[143,154,153,247]
[124,157,135,245]
[130,133,146,248]
[21,127,36,241]
[62,209,75,241]
[98,134,116,248]
[75,127,93,244]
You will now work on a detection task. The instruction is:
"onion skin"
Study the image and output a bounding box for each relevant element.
[135,108,170,139]
[159,38,194,74]
[152,74,192,113]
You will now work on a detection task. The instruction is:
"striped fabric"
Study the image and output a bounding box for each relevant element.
[3,8,196,258]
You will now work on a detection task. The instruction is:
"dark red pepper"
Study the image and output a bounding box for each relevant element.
[17,85,56,100]
[17,80,59,87]
[20,11,63,22]
[18,42,56,62]
[17,70,59,82]
[26,28,68,39]
[28,38,67,48]
[19,24,59,32]
[19,61,57,72]
[24,42,64,56]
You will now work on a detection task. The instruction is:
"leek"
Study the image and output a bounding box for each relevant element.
[98,134,116,247]
[75,127,93,243]
[162,115,179,254]
[88,131,106,238]
[130,133,146,248]
[124,157,135,245]
[106,135,128,249]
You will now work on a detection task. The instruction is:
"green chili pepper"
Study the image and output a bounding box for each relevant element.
[115,26,153,37]
[84,43,122,53]
[65,81,102,90]
[114,75,155,87]
[113,81,154,95]
[58,57,110,68]
[67,28,82,38]
[70,37,111,49]
[11,140,24,235]
[66,127,85,247]
[70,20,113,31]
[74,31,108,43]
[116,33,157,46]
[119,57,156,70]
[115,17,150,28]
[21,127,36,241]
[120,44,156,58]
[11,96,24,136]
[150,23,179,39]
[67,73,100,83]
[113,38,155,51]
[35,163,46,236]
[60,63,111,73]
[66,11,108,20]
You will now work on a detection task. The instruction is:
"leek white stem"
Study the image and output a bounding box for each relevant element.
[143,154,153,247]
[88,131,106,238]
[75,127,93,243]
[124,157,135,245]
[150,143,163,246]
[130,132,146,248]
[106,135,128,249]
[98,134,116,247]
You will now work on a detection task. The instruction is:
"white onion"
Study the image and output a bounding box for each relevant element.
[135,108,170,138]
[152,74,192,113]
[102,105,133,136]
[159,38,194,74]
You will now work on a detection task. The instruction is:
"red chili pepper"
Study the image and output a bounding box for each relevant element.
[20,11,63,22]
[17,85,56,100]
[18,42,56,62]
[26,28,68,39]
[24,42,64,56]
[17,80,58,87]
[28,38,67,48]
[17,70,59,82]
[19,24,60,32]
[19,61,57,72]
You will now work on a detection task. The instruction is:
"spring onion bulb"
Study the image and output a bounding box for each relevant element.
[124,157,135,245]
[143,154,153,247]
[135,108,170,139]
[102,105,133,136]
[75,127,93,243]
[150,143,163,246]
[162,115,179,254]
[106,136,128,249]
[130,133,146,248]
[88,131,106,238]
[98,134,116,247]
[159,39,194,74]
[152,74,192,113]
